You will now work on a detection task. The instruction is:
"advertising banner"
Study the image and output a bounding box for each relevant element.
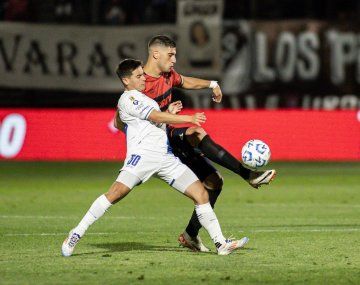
[1,20,359,110]
[177,0,223,77]
[0,22,176,92]
[0,109,358,161]
[222,20,360,109]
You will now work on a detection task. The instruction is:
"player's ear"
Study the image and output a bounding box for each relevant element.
[122,77,130,86]
[153,50,160,60]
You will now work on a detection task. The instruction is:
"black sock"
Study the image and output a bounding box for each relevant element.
[185,187,222,238]
[198,135,251,180]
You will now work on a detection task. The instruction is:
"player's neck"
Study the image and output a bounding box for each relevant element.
[124,86,135,92]
[143,61,162,78]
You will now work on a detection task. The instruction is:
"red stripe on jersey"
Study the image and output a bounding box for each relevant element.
[143,69,182,110]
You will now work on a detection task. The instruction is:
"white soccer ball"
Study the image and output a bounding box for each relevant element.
[241,139,271,169]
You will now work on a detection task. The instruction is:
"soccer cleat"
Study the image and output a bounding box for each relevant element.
[247,169,276,189]
[61,229,81,257]
[217,237,249,256]
[178,231,210,252]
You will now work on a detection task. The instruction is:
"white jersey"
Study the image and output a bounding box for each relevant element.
[117,89,170,154]
[116,89,199,192]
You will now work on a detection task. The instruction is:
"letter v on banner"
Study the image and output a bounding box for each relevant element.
[0,34,22,71]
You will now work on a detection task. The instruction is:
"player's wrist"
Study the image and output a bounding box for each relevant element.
[209,80,218,89]
[186,115,193,123]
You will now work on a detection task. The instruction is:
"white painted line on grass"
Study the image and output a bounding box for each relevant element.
[2,232,118,237]
[0,215,155,220]
[241,204,360,208]
[2,228,360,237]
[241,228,360,233]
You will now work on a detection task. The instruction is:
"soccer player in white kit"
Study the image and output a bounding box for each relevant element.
[61,59,249,256]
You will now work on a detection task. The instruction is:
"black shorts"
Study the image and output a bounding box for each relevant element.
[167,127,217,182]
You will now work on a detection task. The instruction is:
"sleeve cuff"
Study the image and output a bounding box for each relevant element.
[144,107,155,120]
[209,80,218,89]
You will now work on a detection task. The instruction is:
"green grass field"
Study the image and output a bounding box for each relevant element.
[0,162,359,284]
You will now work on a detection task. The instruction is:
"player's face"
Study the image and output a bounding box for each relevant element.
[158,47,176,72]
[128,66,146,91]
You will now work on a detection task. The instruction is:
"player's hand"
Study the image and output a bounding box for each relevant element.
[212,85,223,103]
[191,112,206,126]
[167,101,183,114]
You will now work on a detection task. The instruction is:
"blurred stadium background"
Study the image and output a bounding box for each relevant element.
[0,1,359,284]
[0,0,359,160]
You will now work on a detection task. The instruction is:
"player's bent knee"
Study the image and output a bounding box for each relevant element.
[186,126,204,135]
[192,185,209,205]
[193,127,207,138]
[196,187,210,204]
[203,172,224,190]
[185,127,207,146]
[105,182,131,204]
[109,170,141,204]
[184,180,209,204]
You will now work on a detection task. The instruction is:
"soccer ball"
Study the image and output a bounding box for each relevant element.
[241,139,271,169]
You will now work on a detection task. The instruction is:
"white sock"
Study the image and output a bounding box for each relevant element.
[195,202,226,247]
[73,194,112,237]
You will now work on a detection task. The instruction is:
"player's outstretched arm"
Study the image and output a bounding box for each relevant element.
[181,75,222,103]
[148,109,206,126]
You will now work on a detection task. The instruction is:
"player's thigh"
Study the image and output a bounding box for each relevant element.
[167,127,188,145]
[108,170,146,203]
[157,153,199,194]
[121,151,159,183]
[183,153,219,184]
[175,151,223,190]
[168,127,221,186]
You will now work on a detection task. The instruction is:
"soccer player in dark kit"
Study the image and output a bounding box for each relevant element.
[115,35,276,252]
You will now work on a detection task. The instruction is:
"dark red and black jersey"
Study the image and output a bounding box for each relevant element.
[143,69,183,111]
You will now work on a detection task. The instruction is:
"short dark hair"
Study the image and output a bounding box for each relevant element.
[115,59,142,83]
[148,35,176,49]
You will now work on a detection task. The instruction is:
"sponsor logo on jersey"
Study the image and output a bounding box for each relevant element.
[129,96,139,105]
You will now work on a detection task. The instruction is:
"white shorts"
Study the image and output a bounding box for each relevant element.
[116,151,199,193]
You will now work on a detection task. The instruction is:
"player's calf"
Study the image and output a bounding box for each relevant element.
[61,194,112,257]
[184,181,245,254]
[61,178,135,257]
[180,173,223,252]
[203,172,223,191]
[203,172,223,208]
[197,135,251,180]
